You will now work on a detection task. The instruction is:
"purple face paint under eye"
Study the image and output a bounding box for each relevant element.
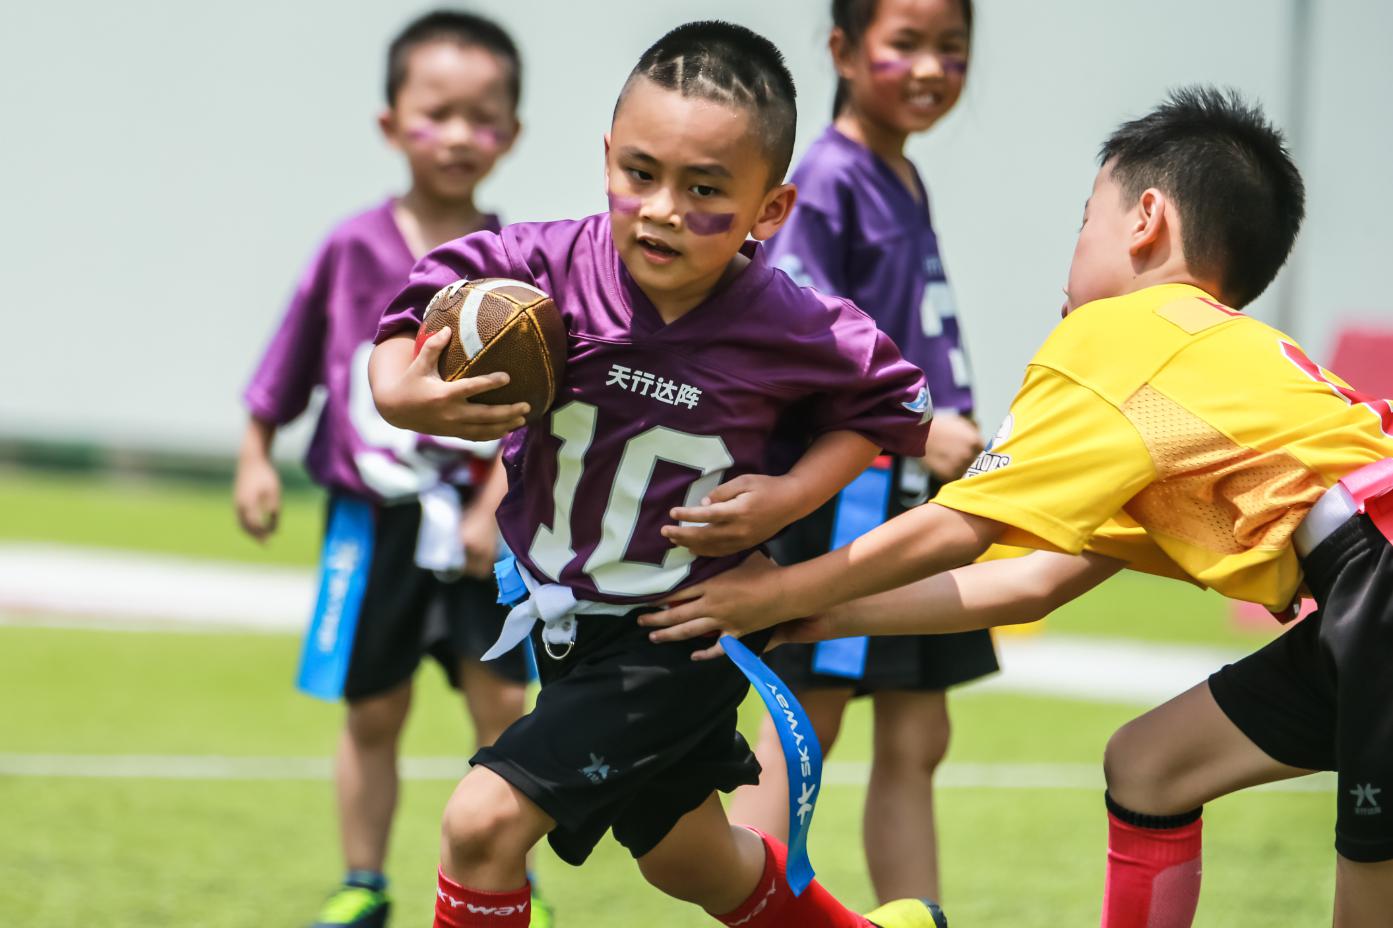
[405,125,439,144]
[870,57,914,76]
[473,125,511,150]
[607,192,641,215]
[870,54,968,77]
[684,211,736,236]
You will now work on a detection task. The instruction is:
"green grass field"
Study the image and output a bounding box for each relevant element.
[0,469,1337,926]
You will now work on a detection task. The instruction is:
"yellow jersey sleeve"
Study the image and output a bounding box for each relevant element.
[934,365,1156,553]
[1085,515,1197,585]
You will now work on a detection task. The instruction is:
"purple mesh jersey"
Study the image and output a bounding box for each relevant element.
[377,213,929,605]
[766,126,974,415]
[244,200,502,501]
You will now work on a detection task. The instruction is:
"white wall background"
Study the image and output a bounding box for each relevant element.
[2,0,1390,456]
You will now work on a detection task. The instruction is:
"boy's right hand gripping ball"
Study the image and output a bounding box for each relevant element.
[414,278,566,426]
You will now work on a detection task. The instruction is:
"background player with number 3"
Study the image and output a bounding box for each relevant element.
[733,0,996,907]
[370,20,949,928]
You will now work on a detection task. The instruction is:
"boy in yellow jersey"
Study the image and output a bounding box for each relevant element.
[645,86,1393,926]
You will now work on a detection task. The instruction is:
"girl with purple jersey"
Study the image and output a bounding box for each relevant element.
[732,0,996,906]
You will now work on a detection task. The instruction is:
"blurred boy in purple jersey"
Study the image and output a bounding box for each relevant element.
[737,0,995,906]
[370,20,946,928]
[233,11,548,928]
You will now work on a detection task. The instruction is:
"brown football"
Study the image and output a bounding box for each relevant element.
[413,277,567,425]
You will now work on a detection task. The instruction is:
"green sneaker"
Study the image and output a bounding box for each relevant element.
[310,884,391,928]
[530,890,556,928]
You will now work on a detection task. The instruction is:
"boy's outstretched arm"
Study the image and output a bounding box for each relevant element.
[369,331,530,440]
[645,501,1005,640]
[778,549,1122,645]
[661,430,879,557]
[646,549,1123,656]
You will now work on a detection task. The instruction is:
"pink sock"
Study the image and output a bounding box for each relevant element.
[434,869,531,928]
[715,829,869,928]
[1101,798,1203,928]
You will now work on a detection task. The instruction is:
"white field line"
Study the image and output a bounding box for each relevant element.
[0,543,312,633]
[0,542,1248,704]
[0,753,1335,794]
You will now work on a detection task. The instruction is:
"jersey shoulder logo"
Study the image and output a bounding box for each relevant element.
[902,385,933,424]
[965,413,1014,477]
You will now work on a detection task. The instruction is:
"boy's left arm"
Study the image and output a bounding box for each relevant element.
[661,430,878,557]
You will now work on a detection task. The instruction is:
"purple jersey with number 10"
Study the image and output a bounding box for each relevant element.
[377,213,929,606]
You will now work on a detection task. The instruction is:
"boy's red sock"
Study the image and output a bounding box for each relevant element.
[433,869,531,928]
[715,829,869,928]
[1102,794,1203,928]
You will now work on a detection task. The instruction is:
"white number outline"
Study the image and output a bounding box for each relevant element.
[528,400,734,597]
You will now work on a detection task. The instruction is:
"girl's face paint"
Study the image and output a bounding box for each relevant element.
[684,210,736,236]
[870,57,914,76]
[869,51,967,78]
[846,0,969,135]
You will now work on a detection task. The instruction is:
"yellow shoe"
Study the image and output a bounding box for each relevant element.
[864,898,948,928]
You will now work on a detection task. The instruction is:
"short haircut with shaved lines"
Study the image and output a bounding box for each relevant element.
[618,21,798,186]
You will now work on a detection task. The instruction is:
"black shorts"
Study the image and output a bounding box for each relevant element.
[1209,513,1393,862]
[766,459,998,695]
[328,493,529,701]
[472,611,772,866]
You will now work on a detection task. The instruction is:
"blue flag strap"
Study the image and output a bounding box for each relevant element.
[494,553,539,682]
[296,496,376,700]
[494,553,528,607]
[812,459,893,680]
[721,635,822,896]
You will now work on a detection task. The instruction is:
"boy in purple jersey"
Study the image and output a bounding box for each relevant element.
[233,12,546,928]
[370,20,945,928]
[738,0,995,906]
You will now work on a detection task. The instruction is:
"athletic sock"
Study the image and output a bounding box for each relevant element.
[344,869,387,892]
[1102,792,1203,928]
[433,869,531,928]
[715,829,869,928]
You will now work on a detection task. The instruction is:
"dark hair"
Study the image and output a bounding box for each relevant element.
[619,21,798,185]
[385,9,521,108]
[1100,86,1305,308]
[831,0,974,118]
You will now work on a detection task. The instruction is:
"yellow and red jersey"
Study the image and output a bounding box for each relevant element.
[935,283,1393,609]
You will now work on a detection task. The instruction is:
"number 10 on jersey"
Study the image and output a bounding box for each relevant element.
[528,401,735,598]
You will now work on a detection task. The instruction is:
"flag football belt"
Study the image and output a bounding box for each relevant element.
[811,456,895,679]
[1294,458,1393,557]
[487,556,824,896]
[483,557,627,661]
